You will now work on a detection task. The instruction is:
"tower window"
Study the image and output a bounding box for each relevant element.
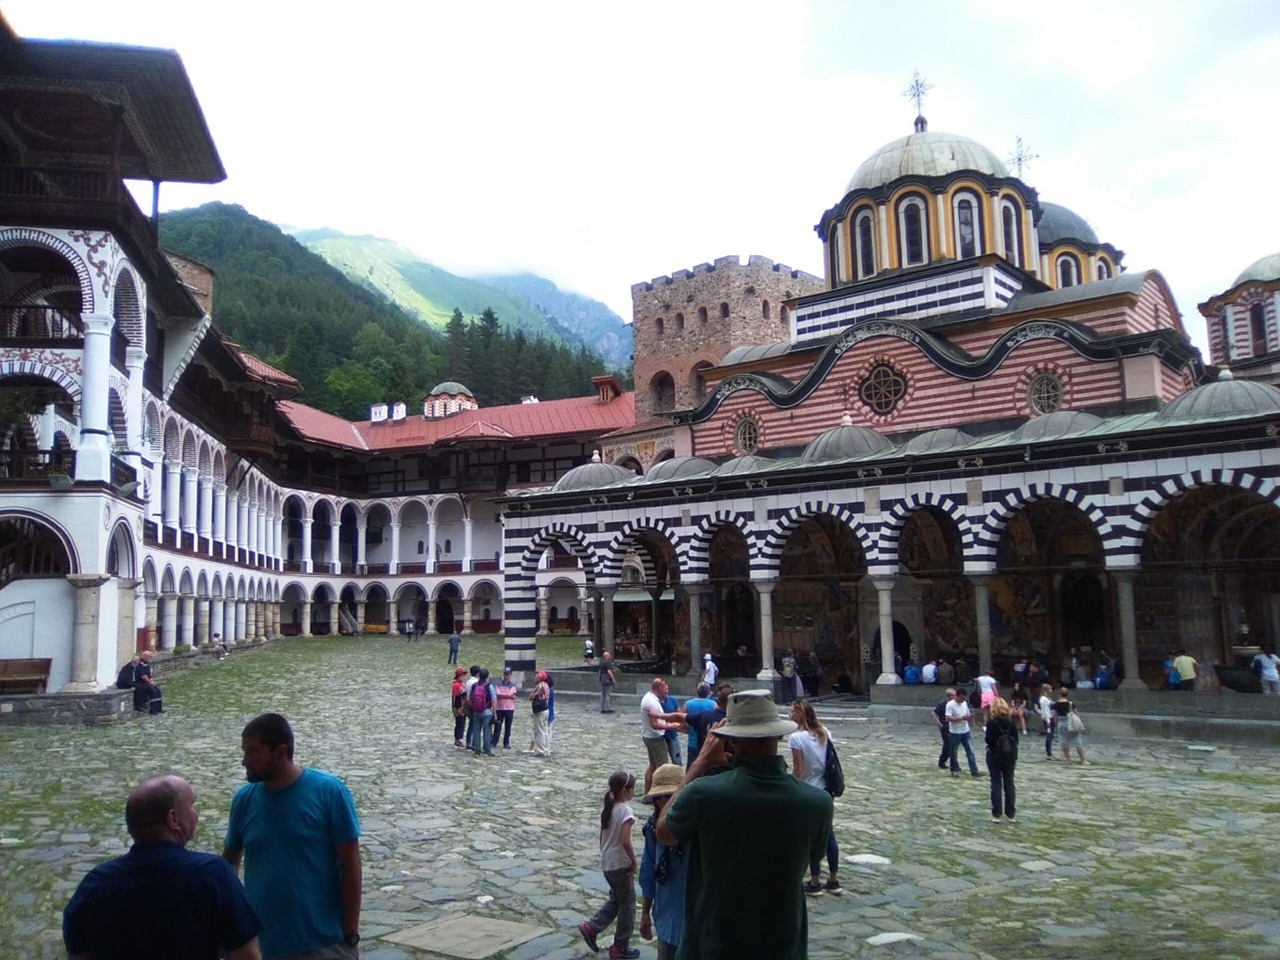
[719,302,730,319]
[1096,259,1112,280]
[856,209,876,279]
[1251,302,1269,356]
[1001,201,1021,267]
[832,224,847,283]
[762,300,770,320]
[675,312,685,332]
[698,306,708,323]
[898,196,928,267]
[1057,254,1080,288]
[954,194,979,259]
[655,316,665,335]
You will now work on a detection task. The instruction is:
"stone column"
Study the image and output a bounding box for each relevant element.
[63,574,112,691]
[972,574,993,675]
[301,601,312,637]
[237,497,250,562]
[649,586,663,654]
[577,591,592,636]
[211,597,225,644]
[181,467,198,536]
[301,518,314,573]
[873,577,901,685]
[179,594,195,646]
[537,594,550,636]
[163,460,182,530]
[74,313,113,482]
[600,586,617,657]
[685,582,707,670]
[356,517,368,573]
[160,593,178,651]
[754,579,779,680]
[212,483,227,552]
[195,597,210,646]
[235,600,247,642]
[197,476,213,551]
[389,521,401,575]
[225,487,240,554]
[427,516,438,570]
[117,578,139,665]
[144,592,159,652]
[330,519,342,575]
[330,601,340,635]
[355,601,366,632]
[463,517,473,571]
[1112,569,1148,690]
[223,601,236,645]
[462,597,474,635]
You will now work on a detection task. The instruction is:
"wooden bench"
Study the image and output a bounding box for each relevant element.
[0,658,53,694]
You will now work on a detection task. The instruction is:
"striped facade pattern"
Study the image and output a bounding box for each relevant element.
[758,501,870,577]
[504,521,597,665]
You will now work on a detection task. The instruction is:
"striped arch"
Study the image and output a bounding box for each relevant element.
[1119,469,1280,567]
[0,229,97,313]
[0,359,81,404]
[973,482,1115,565]
[759,501,873,578]
[877,492,975,568]
[111,264,145,345]
[504,522,599,672]
[0,508,81,574]
[686,510,756,580]
[601,516,682,582]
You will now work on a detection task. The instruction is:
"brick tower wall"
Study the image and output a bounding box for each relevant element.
[631,255,824,419]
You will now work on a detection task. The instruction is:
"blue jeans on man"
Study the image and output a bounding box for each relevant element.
[470,710,493,755]
[949,731,979,775]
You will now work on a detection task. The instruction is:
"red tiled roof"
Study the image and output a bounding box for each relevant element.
[277,400,369,451]
[238,351,300,390]
[600,414,674,441]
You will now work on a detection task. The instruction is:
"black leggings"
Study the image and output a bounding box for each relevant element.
[491,710,514,747]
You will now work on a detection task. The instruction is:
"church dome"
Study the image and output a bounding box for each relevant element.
[899,427,974,456]
[1233,253,1280,288]
[1037,202,1099,246]
[553,451,634,492]
[847,128,1009,193]
[1155,370,1280,424]
[714,454,774,476]
[645,456,717,482]
[801,413,894,462]
[1007,411,1104,443]
[429,381,474,397]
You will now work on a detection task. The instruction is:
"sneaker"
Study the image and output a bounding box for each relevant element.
[578,922,599,953]
[989,815,1002,822]
[608,948,639,960]
[823,879,843,895]
[803,880,824,896]
[1006,815,1017,823]
[970,772,984,778]
[950,770,959,778]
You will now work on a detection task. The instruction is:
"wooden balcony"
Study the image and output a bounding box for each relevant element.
[0,449,75,483]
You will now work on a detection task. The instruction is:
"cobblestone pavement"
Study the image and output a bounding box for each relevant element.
[2,636,1277,960]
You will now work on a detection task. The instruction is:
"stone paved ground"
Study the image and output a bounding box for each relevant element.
[2,636,1278,960]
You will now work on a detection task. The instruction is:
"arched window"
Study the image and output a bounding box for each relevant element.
[762,300,770,320]
[897,195,929,267]
[649,371,676,413]
[655,316,665,335]
[444,538,452,553]
[675,312,685,332]
[1251,302,1270,356]
[719,302,729,319]
[952,192,981,259]
[1001,200,1021,267]
[780,305,790,329]
[417,540,424,555]
[832,224,847,283]
[1096,259,1112,280]
[549,606,558,621]
[1057,254,1080,288]
[855,209,876,279]
[697,306,708,323]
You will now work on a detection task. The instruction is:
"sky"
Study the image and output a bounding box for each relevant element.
[9,0,1280,352]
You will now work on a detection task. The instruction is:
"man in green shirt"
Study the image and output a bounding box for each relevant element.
[1172,650,1198,691]
[656,690,832,959]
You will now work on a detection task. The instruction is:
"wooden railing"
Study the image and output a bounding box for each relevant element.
[0,449,75,482]
[0,304,82,340]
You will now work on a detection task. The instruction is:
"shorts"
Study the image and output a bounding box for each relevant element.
[980,690,995,709]
[644,736,669,767]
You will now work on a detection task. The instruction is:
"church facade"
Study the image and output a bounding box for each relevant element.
[1,19,1278,698]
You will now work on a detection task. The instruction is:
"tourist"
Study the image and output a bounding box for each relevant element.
[662,685,684,766]
[781,649,798,702]
[1173,649,1199,692]
[115,655,150,712]
[682,683,716,763]
[468,669,495,756]
[700,653,718,687]
[1038,683,1056,760]
[975,668,998,727]
[490,666,519,750]
[984,697,1020,822]
[1053,687,1088,764]
[802,652,823,697]
[1028,659,1050,688]
[685,683,732,768]
[528,670,551,757]
[446,630,462,665]
[64,774,262,960]
[1009,681,1030,734]
[921,658,938,684]
[932,688,955,770]
[788,699,841,895]
[214,633,229,659]
[945,687,981,778]
[638,764,688,960]
[223,713,361,959]
[600,651,617,714]
[656,690,832,958]
[463,665,480,747]
[137,650,163,713]
[954,658,973,685]
[585,637,595,663]
[1253,644,1280,695]
[451,667,467,748]
[641,678,685,793]
[545,672,556,753]
[579,770,639,960]
[937,658,956,686]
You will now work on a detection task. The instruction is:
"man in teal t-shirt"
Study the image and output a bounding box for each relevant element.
[223,713,362,959]
[657,690,832,959]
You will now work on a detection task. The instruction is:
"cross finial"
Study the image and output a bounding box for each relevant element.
[1008,136,1039,177]
[903,69,933,117]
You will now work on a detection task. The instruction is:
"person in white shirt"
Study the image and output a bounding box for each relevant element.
[921,660,938,684]
[975,671,999,728]
[944,688,980,777]
[700,654,718,687]
[1037,683,1056,760]
[640,678,684,794]
[1253,645,1280,695]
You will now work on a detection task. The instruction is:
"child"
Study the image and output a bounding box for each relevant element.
[639,764,688,960]
[580,771,639,959]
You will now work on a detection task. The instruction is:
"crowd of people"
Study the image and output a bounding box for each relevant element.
[450,663,556,757]
[909,648,1124,692]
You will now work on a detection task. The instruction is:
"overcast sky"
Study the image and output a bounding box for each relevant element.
[10,1,1280,351]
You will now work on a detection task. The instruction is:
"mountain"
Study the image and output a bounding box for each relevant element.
[291,229,631,368]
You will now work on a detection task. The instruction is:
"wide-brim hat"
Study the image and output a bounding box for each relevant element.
[712,689,797,740]
[703,653,713,660]
[641,763,684,804]
[454,668,467,677]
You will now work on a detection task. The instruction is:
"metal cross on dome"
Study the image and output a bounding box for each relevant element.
[903,70,933,116]
[1009,136,1039,177]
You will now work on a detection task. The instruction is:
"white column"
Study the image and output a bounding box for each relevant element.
[246,602,257,641]
[160,594,178,650]
[163,460,182,530]
[74,313,113,482]
[212,483,227,548]
[356,517,368,571]
[237,496,250,561]
[301,601,313,638]
[195,598,210,645]
[235,600,247,642]
[874,577,901,685]
[63,575,111,691]
[198,476,213,550]
[463,517,473,571]
[301,518,314,573]
[145,593,159,650]
[222,599,236,645]
[225,488,240,554]
[211,597,225,644]
[389,521,401,575]
[754,579,779,681]
[877,203,891,271]
[330,518,341,574]
[258,507,268,566]
[973,574,993,675]
[427,517,437,570]
[179,595,195,646]
[181,467,198,535]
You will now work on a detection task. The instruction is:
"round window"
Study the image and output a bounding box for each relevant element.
[1027,371,1063,415]
[858,363,908,416]
[734,418,760,455]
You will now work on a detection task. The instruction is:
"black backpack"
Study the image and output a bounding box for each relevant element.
[995,722,1017,759]
[823,739,845,798]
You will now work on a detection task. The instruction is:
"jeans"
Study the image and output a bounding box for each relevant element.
[665,730,683,766]
[588,866,635,947]
[987,752,1017,817]
[1263,679,1280,696]
[491,709,514,748]
[601,685,613,712]
[809,823,839,877]
[470,710,493,754]
[937,726,951,768]
[948,731,978,774]
[448,648,459,665]
[1044,718,1056,756]
[453,712,466,744]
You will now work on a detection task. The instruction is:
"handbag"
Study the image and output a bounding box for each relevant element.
[1066,709,1084,733]
[532,697,549,714]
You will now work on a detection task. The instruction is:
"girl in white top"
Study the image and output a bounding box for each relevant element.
[580,771,640,959]
[1037,683,1056,760]
[787,700,841,895]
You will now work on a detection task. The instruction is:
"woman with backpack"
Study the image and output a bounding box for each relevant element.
[468,668,495,756]
[1053,687,1088,765]
[984,697,1019,822]
[451,667,468,749]
[787,699,841,895]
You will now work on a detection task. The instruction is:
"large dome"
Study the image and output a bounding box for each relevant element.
[645,456,717,482]
[1007,411,1103,443]
[801,414,894,462]
[553,452,634,492]
[847,129,1010,193]
[1156,371,1280,424]
[1233,253,1280,288]
[1037,202,1099,245]
[429,381,474,397]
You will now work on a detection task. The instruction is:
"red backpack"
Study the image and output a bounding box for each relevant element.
[470,681,491,714]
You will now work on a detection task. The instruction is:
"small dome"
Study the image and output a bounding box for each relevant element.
[899,427,974,456]
[645,456,717,482]
[801,413,894,462]
[722,341,790,365]
[1233,253,1280,288]
[1156,370,1280,424]
[1037,202,1099,246]
[1007,411,1104,443]
[428,381,474,397]
[553,451,634,492]
[714,454,774,476]
[848,129,1009,193]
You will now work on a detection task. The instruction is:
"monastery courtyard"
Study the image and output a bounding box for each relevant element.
[1,639,1276,960]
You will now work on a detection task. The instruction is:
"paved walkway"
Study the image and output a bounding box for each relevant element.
[2,636,1278,960]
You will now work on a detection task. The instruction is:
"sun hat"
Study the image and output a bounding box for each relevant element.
[640,763,684,804]
[704,653,713,660]
[454,667,467,677]
[711,689,797,740]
